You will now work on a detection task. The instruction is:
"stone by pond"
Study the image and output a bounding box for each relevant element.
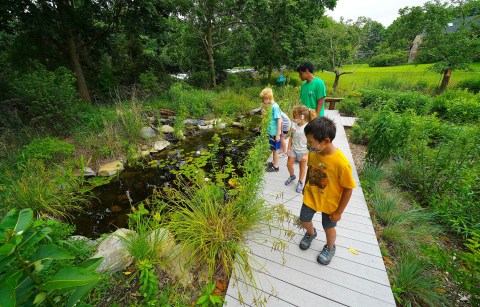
[73,115,261,238]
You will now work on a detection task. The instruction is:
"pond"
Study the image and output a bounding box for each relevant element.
[73,117,261,238]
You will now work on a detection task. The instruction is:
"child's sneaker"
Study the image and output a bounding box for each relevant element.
[279,152,288,158]
[317,244,336,265]
[299,228,317,250]
[295,181,304,193]
[266,165,279,172]
[284,175,296,186]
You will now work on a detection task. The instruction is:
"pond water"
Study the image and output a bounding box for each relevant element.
[73,117,261,238]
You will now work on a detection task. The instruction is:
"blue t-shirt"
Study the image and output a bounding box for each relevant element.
[268,102,281,135]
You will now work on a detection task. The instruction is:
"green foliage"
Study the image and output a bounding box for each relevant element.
[195,283,222,307]
[187,71,211,89]
[456,78,480,94]
[338,98,361,116]
[169,83,215,117]
[18,137,75,164]
[119,203,172,264]
[11,65,80,134]
[139,70,159,95]
[425,232,480,305]
[431,90,480,124]
[137,260,159,304]
[0,208,101,307]
[391,251,446,306]
[359,88,432,115]
[369,51,408,67]
[1,160,91,218]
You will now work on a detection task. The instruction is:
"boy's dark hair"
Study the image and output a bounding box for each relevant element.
[296,62,315,74]
[304,117,336,142]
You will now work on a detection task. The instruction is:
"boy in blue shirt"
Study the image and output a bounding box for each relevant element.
[260,87,282,172]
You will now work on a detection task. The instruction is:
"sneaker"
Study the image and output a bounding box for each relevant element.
[266,161,273,167]
[317,244,336,265]
[299,228,317,250]
[295,181,304,193]
[279,152,288,158]
[285,175,296,186]
[266,165,279,172]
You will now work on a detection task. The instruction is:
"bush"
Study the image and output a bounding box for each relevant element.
[431,90,480,124]
[369,51,408,67]
[456,78,480,94]
[18,136,75,163]
[187,71,211,89]
[12,64,80,134]
[338,98,361,116]
[359,88,433,115]
[169,83,217,118]
[139,70,159,95]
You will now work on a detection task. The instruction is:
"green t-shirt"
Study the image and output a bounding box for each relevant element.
[300,77,326,116]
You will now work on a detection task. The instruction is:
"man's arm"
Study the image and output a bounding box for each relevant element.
[316,97,325,115]
[329,188,353,222]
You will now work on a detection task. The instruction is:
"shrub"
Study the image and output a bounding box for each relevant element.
[169,83,217,118]
[431,90,480,124]
[12,64,80,134]
[360,88,433,115]
[187,71,211,89]
[338,98,361,116]
[456,78,480,94]
[139,70,159,95]
[369,51,408,67]
[18,137,75,164]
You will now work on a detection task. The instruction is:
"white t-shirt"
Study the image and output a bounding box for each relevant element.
[291,122,307,153]
[280,112,291,132]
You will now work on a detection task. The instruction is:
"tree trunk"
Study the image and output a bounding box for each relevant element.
[66,35,91,103]
[438,68,451,94]
[206,22,217,87]
[333,71,340,94]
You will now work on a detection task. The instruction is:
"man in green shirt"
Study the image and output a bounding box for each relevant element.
[297,62,326,117]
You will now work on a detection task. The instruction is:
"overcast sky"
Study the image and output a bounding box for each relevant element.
[327,0,433,27]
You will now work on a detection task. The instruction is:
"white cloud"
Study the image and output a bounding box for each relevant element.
[327,0,433,27]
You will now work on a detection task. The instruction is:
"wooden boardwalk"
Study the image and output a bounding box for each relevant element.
[225,110,395,307]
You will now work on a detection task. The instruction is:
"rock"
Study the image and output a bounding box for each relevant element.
[153,140,171,152]
[110,205,123,213]
[161,125,174,133]
[166,244,194,287]
[218,123,226,129]
[148,228,176,257]
[250,107,262,114]
[91,228,135,274]
[132,150,150,160]
[98,161,124,177]
[146,116,156,123]
[83,167,97,178]
[141,126,157,139]
[232,122,242,127]
[198,124,213,130]
[184,119,200,125]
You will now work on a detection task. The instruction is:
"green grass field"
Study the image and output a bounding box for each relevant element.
[286,63,480,95]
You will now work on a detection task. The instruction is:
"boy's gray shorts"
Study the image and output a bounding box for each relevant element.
[299,203,337,229]
[288,150,308,162]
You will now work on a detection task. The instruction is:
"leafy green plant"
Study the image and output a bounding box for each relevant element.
[137,259,159,304]
[425,232,480,305]
[139,70,159,95]
[17,137,75,164]
[338,98,361,116]
[11,64,80,134]
[0,208,102,307]
[195,283,222,307]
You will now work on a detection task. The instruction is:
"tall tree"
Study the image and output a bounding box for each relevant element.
[355,17,386,61]
[247,0,337,79]
[176,0,249,87]
[419,0,480,92]
[1,0,173,102]
[307,17,361,93]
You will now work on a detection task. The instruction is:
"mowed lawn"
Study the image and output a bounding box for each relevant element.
[287,63,480,94]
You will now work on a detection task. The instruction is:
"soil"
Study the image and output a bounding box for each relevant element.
[345,127,367,170]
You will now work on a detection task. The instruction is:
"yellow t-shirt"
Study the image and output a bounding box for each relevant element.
[303,149,356,214]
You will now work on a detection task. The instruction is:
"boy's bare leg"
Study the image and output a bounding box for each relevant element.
[273,150,279,167]
[299,159,307,182]
[280,135,287,153]
[302,221,315,235]
[324,227,336,248]
[287,157,295,176]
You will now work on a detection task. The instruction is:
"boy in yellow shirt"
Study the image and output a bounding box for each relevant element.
[298,117,356,265]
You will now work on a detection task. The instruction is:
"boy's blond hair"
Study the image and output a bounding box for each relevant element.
[259,88,274,101]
